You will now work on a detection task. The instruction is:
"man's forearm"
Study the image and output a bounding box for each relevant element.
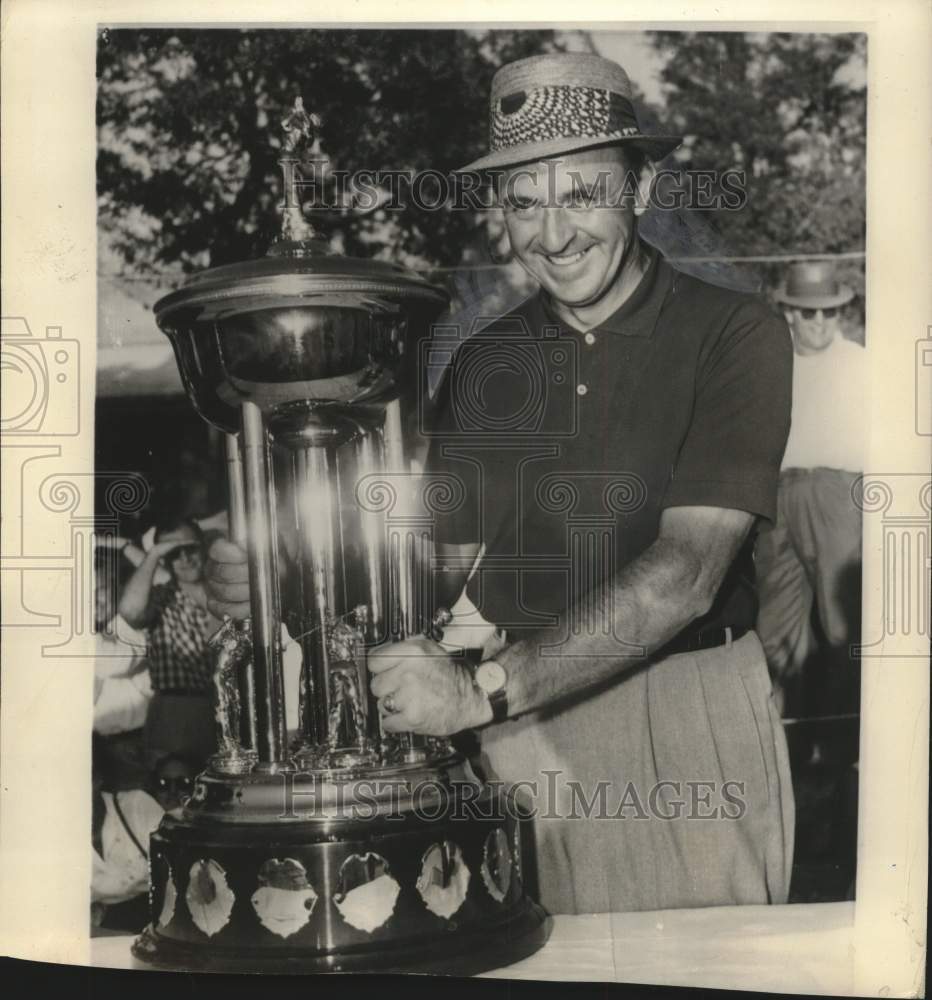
[496,535,730,717]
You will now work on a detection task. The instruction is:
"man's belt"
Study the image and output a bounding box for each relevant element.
[660,624,749,658]
[495,624,749,658]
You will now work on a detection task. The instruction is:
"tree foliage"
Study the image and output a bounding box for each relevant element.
[97,28,563,278]
[98,29,866,299]
[644,32,866,290]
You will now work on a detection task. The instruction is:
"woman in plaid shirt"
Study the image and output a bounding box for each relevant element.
[120,517,221,767]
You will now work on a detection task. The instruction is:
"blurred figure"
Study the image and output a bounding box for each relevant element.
[119,516,220,768]
[93,545,152,739]
[756,261,864,747]
[93,544,153,791]
[151,752,198,813]
[91,733,164,933]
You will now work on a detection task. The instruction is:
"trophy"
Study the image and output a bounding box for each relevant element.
[132,100,548,973]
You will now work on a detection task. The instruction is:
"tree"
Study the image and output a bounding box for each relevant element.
[97,28,564,279]
[643,32,866,294]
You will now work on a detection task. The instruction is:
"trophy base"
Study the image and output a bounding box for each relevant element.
[133,901,549,975]
[132,763,550,975]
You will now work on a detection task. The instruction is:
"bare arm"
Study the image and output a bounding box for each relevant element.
[370,506,755,735]
[118,542,176,629]
[121,542,146,568]
[496,505,755,717]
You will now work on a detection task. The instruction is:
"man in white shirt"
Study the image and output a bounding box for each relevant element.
[755,261,865,733]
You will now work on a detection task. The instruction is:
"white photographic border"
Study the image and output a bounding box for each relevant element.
[1,2,927,994]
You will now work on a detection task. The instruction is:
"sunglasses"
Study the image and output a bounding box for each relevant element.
[166,543,201,561]
[157,775,193,792]
[798,306,839,320]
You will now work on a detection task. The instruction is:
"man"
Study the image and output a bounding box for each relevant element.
[207,53,795,915]
[756,261,864,735]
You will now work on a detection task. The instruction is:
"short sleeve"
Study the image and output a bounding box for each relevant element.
[663,298,793,524]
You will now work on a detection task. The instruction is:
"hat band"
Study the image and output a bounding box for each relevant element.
[491,84,641,154]
[786,279,842,299]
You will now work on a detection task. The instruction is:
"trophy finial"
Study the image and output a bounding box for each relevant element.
[281,96,322,156]
[275,97,326,250]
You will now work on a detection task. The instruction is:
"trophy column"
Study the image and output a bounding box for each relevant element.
[239,400,288,766]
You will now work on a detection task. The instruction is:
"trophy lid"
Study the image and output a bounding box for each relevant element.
[152,99,449,431]
[154,251,447,329]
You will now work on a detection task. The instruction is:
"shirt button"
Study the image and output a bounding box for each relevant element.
[584,332,596,345]
[576,384,588,396]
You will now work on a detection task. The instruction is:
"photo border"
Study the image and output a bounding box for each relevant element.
[1,3,927,994]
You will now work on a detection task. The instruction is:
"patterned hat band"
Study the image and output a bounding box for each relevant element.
[491,84,641,152]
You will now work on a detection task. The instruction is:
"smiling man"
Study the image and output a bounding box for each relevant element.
[363,53,796,915]
[203,52,797,916]
[499,147,650,325]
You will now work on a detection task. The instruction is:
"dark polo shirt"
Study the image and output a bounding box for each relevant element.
[424,244,792,643]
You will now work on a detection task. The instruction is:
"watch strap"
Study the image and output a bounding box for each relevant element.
[474,658,509,724]
[487,684,508,724]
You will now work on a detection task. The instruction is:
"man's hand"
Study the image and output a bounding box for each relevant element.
[368,637,492,736]
[205,538,251,620]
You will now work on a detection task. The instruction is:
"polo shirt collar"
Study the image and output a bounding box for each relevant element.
[539,241,672,339]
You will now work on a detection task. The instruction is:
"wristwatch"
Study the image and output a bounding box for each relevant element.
[473,658,508,724]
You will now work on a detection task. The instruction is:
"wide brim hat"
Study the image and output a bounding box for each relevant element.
[458,53,682,173]
[773,261,855,309]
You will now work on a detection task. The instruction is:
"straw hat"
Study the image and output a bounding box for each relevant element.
[458,53,682,173]
[773,261,855,309]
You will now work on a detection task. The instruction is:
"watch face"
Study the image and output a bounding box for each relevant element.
[475,660,506,694]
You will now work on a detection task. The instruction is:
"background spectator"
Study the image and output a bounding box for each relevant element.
[91,733,164,933]
[93,544,152,789]
[119,516,220,769]
[756,261,864,741]
[150,752,198,813]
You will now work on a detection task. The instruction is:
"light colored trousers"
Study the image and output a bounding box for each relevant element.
[479,631,794,915]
